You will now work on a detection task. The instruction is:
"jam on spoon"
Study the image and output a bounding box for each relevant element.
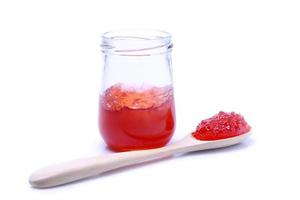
[192,111,251,140]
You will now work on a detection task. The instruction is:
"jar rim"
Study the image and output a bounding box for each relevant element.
[101,29,172,56]
[102,29,171,41]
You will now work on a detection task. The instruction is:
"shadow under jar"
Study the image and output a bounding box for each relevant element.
[99,30,176,152]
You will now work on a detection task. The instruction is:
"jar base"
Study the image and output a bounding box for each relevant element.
[106,141,171,152]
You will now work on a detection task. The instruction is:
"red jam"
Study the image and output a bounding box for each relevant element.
[99,84,175,151]
[192,111,251,140]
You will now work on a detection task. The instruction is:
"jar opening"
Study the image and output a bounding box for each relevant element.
[101,29,172,56]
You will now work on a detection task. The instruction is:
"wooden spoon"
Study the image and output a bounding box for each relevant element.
[29,132,251,188]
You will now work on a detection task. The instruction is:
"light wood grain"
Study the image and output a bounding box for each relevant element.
[29,132,251,188]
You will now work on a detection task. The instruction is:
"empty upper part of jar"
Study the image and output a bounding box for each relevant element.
[100,29,174,92]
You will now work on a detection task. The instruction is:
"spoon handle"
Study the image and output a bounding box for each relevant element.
[29,143,184,188]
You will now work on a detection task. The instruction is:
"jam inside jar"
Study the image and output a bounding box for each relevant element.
[99,30,176,151]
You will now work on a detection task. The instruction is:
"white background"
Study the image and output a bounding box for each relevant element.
[0,0,299,199]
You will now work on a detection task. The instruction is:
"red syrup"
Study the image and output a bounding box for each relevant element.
[99,84,176,151]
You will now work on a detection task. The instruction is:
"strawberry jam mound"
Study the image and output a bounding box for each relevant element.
[192,111,251,141]
[101,84,172,111]
[99,84,175,152]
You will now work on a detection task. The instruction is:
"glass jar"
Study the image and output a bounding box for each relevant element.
[99,30,175,152]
